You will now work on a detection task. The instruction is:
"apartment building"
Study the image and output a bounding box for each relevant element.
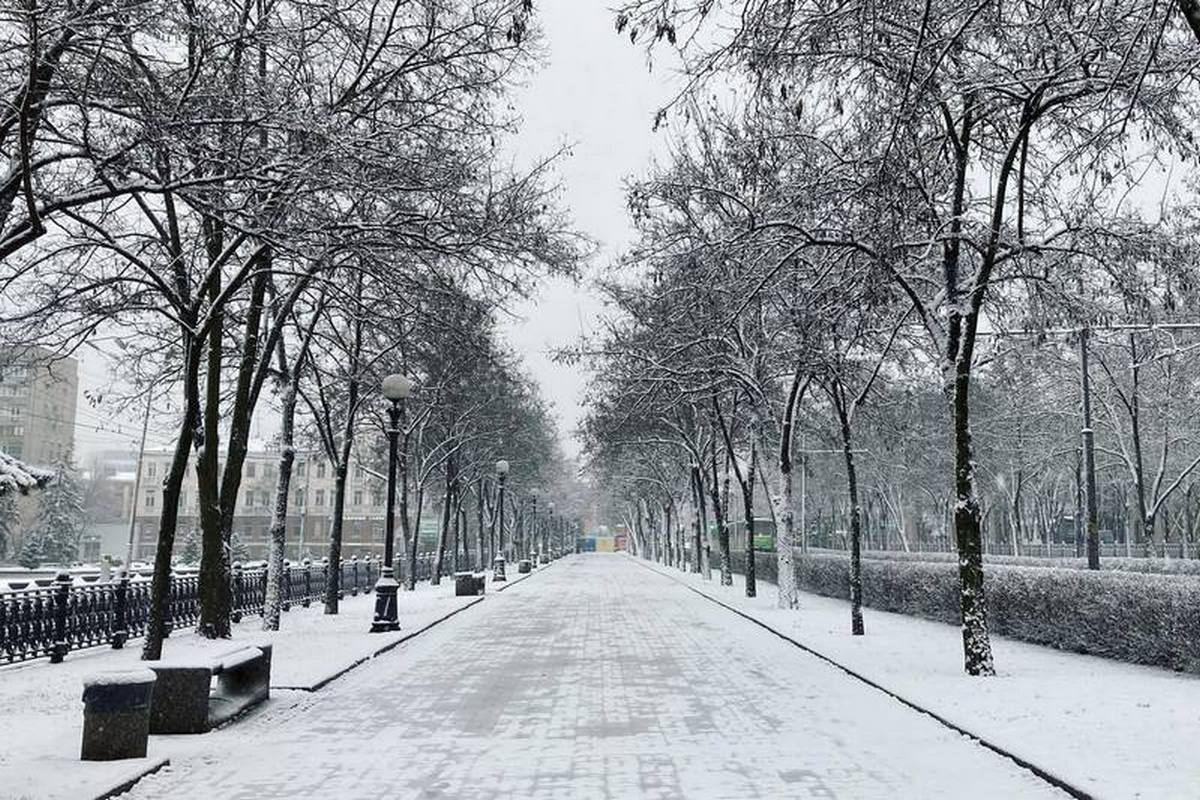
[129,449,402,562]
[0,348,78,465]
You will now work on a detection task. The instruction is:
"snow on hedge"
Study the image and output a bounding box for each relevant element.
[787,552,1200,674]
[0,452,53,496]
[810,546,1200,577]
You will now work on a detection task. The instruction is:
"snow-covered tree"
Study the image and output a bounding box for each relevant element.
[16,532,41,569]
[179,525,202,565]
[229,532,250,564]
[0,491,17,560]
[27,455,85,566]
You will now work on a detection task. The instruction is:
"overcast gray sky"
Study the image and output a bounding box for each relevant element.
[73,2,677,463]
[486,0,679,457]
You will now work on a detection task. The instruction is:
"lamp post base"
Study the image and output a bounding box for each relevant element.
[370,568,401,633]
[492,555,507,582]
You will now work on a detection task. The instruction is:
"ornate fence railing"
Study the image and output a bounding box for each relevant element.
[0,556,382,665]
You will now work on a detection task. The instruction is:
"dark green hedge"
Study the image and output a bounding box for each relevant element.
[809,547,1200,576]
[785,552,1200,673]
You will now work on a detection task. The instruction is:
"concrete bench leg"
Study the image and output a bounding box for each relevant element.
[148,666,213,734]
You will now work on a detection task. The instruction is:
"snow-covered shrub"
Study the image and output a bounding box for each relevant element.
[809,546,1200,577]
[792,553,1200,673]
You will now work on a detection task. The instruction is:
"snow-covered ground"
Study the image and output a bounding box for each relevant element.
[109,555,1071,799]
[0,572,522,800]
[641,557,1200,800]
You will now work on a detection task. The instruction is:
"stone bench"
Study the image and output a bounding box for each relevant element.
[147,643,273,734]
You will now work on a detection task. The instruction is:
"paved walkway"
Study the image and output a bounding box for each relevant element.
[125,555,1065,799]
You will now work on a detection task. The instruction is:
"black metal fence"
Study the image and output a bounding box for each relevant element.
[0,556,382,666]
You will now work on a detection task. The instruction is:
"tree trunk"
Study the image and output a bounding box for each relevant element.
[477,478,487,568]
[833,390,864,635]
[263,379,297,631]
[142,343,201,661]
[324,464,349,613]
[690,463,705,574]
[953,360,995,675]
[432,458,454,585]
[196,252,229,639]
[408,482,425,588]
[742,424,758,599]
[708,428,732,585]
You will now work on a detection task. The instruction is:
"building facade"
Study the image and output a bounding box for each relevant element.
[129,449,424,563]
[0,348,78,465]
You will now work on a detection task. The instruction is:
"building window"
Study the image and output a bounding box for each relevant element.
[145,491,156,508]
[355,464,364,479]
[246,463,256,478]
[372,490,382,506]
[295,489,305,507]
[317,462,326,479]
[261,490,270,507]
[353,490,363,506]
[147,462,156,478]
[315,489,325,506]
[295,461,306,477]
[245,490,254,507]
[180,491,187,507]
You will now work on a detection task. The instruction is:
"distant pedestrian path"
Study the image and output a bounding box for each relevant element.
[125,555,1064,799]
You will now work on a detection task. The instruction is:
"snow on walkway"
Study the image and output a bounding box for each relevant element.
[119,554,1064,799]
[643,556,1200,800]
[0,577,488,799]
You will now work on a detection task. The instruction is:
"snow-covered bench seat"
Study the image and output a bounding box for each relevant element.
[147,643,273,734]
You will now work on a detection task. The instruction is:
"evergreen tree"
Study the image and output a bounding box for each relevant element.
[17,531,40,569]
[230,531,251,564]
[29,454,85,565]
[180,525,202,565]
[0,492,17,560]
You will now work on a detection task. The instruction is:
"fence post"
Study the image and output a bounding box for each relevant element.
[230,562,244,623]
[49,571,72,664]
[330,557,342,600]
[282,559,292,611]
[301,558,312,608]
[162,569,174,638]
[111,569,129,649]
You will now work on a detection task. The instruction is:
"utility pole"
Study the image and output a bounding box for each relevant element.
[124,391,153,567]
[1079,327,1101,569]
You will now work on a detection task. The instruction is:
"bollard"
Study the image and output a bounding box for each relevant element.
[282,559,292,611]
[50,571,72,663]
[111,569,129,649]
[350,556,360,597]
[301,559,312,608]
[492,554,507,582]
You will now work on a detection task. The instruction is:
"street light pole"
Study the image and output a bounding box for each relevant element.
[371,374,412,633]
[492,459,508,581]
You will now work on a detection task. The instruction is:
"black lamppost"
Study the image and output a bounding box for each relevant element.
[492,459,509,581]
[528,489,539,561]
[543,502,555,563]
[371,373,412,633]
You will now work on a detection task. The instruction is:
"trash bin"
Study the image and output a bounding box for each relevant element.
[518,559,532,574]
[455,571,477,596]
[81,669,157,760]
